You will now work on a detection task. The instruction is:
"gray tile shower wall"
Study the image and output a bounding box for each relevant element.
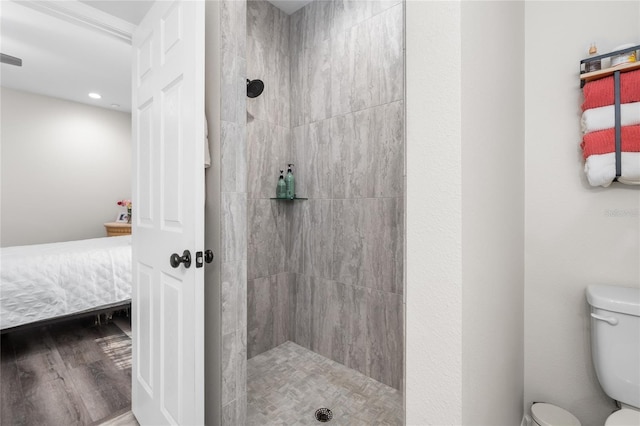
[246,0,404,391]
[287,0,405,391]
[245,0,293,363]
[220,0,248,424]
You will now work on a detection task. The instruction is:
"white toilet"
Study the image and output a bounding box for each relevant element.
[587,284,640,426]
[530,402,581,426]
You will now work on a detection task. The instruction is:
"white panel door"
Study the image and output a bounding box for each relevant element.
[131,1,205,424]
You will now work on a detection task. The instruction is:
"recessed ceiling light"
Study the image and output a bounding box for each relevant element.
[88,92,102,99]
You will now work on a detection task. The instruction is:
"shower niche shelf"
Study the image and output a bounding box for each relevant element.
[270,197,308,201]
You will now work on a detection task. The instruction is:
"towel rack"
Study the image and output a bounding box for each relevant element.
[579,44,640,181]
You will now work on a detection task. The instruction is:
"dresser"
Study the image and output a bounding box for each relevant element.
[104,222,132,237]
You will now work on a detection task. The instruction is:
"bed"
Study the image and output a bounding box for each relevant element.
[1,235,132,332]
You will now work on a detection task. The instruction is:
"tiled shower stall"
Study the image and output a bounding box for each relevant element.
[216,0,404,423]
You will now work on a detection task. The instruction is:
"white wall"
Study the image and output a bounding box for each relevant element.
[406,1,463,423]
[406,1,525,424]
[1,87,131,247]
[524,2,640,425]
[461,2,525,425]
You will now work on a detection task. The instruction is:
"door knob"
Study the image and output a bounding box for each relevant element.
[204,250,214,264]
[170,250,192,268]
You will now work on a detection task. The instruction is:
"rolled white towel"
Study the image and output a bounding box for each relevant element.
[581,102,640,134]
[584,152,640,187]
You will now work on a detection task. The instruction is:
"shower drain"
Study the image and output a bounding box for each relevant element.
[315,408,333,422]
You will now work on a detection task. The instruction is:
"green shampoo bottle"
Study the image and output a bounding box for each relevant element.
[276,170,286,199]
[285,164,295,199]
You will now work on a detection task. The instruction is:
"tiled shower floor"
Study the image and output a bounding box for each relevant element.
[247,342,403,425]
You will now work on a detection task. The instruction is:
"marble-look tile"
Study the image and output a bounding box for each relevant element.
[236,56,247,129]
[220,49,238,123]
[332,198,403,294]
[221,121,239,193]
[221,331,237,406]
[311,279,350,366]
[364,198,404,294]
[247,0,275,42]
[373,4,404,106]
[369,100,404,198]
[248,0,289,127]
[287,273,297,342]
[331,5,403,115]
[290,7,304,61]
[291,126,307,200]
[304,39,332,123]
[366,290,403,389]
[330,16,375,115]
[247,199,287,280]
[247,341,403,425]
[302,0,334,49]
[290,34,305,127]
[221,0,246,58]
[236,326,248,399]
[352,17,379,111]
[237,262,248,328]
[247,274,289,358]
[236,390,247,426]
[288,200,305,275]
[269,49,291,128]
[303,199,333,280]
[248,0,289,55]
[274,273,291,347]
[246,36,268,122]
[332,0,402,34]
[332,0,371,33]
[247,277,273,359]
[307,119,332,199]
[221,261,244,335]
[331,199,366,287]
[246,119,288,199]
[329,27,353,117]
[221,192,247,263]
[330,110,370,199]
[346,285,368,376]
[221,400,236,426]
[293,274,312,349]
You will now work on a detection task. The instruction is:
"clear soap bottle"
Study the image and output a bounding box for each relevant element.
[276,170,286,199]
[285,164,295,200]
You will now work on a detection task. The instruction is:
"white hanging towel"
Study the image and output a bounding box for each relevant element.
[204,115,211,168]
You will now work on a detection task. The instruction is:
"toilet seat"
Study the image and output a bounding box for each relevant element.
[531,403,581,426]
[605,408,640,426]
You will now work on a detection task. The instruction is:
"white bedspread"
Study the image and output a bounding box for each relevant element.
[1,236,132,330]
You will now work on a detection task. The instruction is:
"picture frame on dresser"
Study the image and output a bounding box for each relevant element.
[116,212,129,223]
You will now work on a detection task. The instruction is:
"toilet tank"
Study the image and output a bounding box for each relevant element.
[586,285,640,409]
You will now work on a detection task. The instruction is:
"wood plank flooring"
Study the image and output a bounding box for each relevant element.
[1,316,135,426]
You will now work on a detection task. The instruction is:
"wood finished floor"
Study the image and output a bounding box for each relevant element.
[1,316,135,426]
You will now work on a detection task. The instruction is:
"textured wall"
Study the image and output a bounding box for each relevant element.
[288,0,404,390]
[405,1,463,423]
[461,2,525,424]
[0,88,131,247]
[524,2,640,425]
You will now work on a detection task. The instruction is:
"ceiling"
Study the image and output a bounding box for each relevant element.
[0,0,308,114]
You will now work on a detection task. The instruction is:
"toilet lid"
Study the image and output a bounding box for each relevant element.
[605,409,640,426]
[531,403,581,426]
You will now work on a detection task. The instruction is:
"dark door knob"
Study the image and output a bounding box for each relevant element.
[170,250,192,268]
[204,250,214,264]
